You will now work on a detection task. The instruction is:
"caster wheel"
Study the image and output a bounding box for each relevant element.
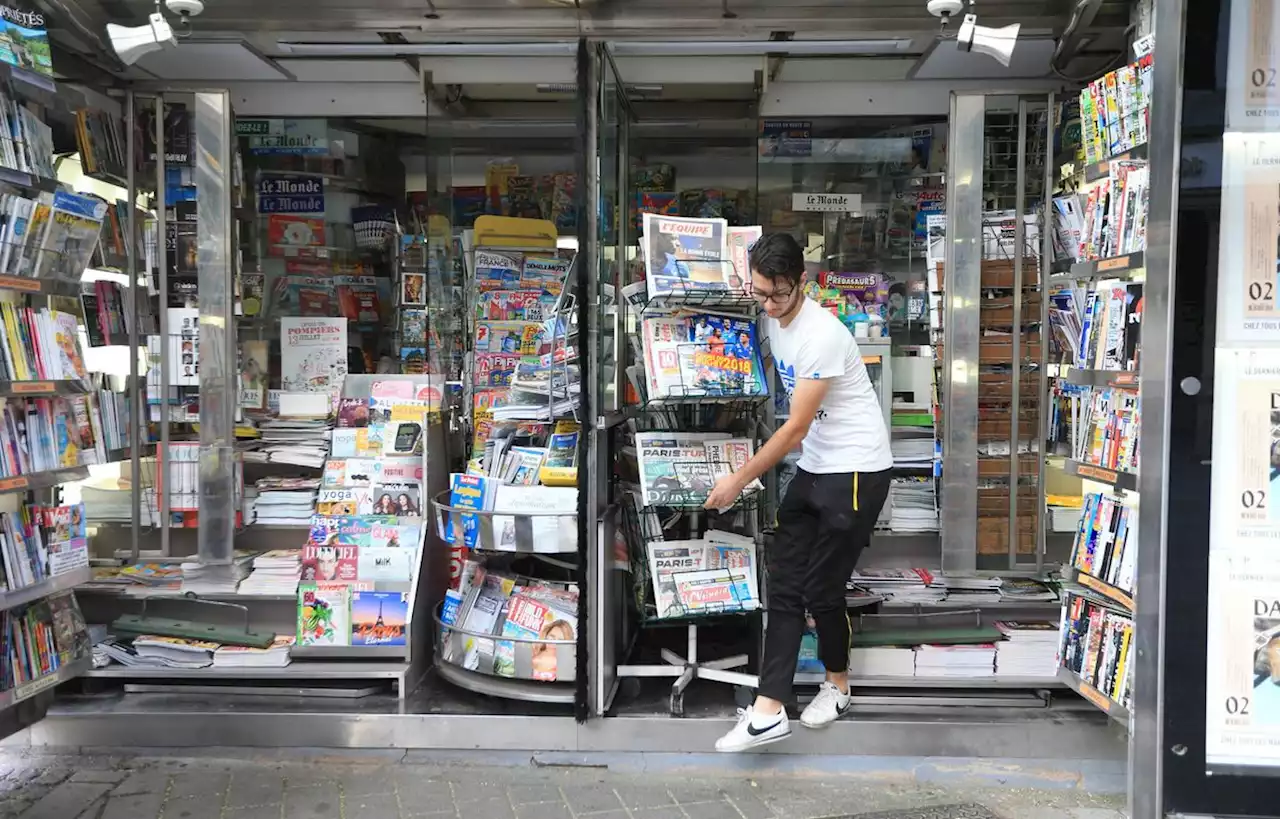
[670,691,685,717]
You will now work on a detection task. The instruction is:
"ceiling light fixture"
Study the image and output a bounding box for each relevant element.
[274,40,913,57]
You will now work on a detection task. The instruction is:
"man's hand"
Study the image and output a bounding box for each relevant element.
[703,475,744,511]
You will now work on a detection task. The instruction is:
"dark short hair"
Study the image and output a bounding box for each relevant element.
[748,233,804,285]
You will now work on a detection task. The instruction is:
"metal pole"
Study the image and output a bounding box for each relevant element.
[1008,98,1027,570]
[126,90,140,562]
[1037,92,1054,575]
[156,93,170,556]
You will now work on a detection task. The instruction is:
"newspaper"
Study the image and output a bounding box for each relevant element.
[635,431,728,507]
[646,531,759,619]
[641,213,730,298]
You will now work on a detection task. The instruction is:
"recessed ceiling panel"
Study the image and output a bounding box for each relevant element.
[277,59,419,83]
[135,42,290,81]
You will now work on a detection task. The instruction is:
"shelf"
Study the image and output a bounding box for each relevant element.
[795,672,1065,689]
[1082,143,1148,183]
[878,599,1061,610]
[1067,568,1134,610]
[0,566,90,613]
[82,661,410,680]
[104,444,157,463]
[0,656,91,710]
[0,381,90,398]
[1059,459,1139,492]
[1049,251,1145,282]
[291,645,408,659]
[0,466,90,496]
[0,275,81,298]
[1061,368,1139,389]
[0,165,61,195]
[1056,666,1129,725]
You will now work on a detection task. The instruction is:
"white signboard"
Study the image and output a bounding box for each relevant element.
[791,193,862,213]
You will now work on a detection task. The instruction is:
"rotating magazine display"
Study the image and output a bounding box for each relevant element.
[432,216,582,704]
[612,213,774,716]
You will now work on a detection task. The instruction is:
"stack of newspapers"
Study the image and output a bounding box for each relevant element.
[646,530,759,619]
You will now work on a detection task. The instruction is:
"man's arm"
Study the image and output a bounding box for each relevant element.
[703,377,829,509]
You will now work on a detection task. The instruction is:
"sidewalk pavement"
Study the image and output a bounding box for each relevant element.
[0,749,1128,819]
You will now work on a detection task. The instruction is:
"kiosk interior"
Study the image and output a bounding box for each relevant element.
[0,0,1188,798]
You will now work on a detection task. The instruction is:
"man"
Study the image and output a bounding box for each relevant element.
[703,232,893,752]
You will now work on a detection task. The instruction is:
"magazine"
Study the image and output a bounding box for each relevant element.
[33,192,106,281]
[642,213,730,298]
[351,590,407,646]
[297,583,351,646]
[494,592,577,681]
[240,340,268,409]
[280,317,348,396]
[642,313,765,400]
[491,485,577,552]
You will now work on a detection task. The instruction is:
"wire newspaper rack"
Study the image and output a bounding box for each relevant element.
[624,259,758,317]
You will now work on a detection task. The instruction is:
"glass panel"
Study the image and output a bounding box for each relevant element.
[597,48,622,411]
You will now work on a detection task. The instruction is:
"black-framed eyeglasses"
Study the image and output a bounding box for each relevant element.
[751,286,796,305]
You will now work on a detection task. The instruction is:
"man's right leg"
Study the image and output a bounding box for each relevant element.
[715,470,816,752]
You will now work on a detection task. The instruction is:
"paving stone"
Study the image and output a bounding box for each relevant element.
[681,800,747,819]
[113,770,171,796]
[1067,811,1125,819]
[455,795,514,819]
[513,802,572,819]
[453,784,509,804]
[338,766,398,798]
[69,770,130,784]
[615,785,677,810]
[168,771,230,801]
[100,791,166,819]
[163,796,229,819]
[226,772,286,808]
[668,784,728,805]
[283,788,341,818]
[560,784,623,814]
[345,791,401,817]
[629,809,686,819]
[508,784,562,805]
[225,806,285,819]
[843,806,1004,819]
[18,781,112,819]
[726,793,777,819]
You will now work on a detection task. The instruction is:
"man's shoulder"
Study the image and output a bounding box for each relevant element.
[798,299,855,341]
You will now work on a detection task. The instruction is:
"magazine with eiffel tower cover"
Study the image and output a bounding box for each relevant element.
[350,590,407,646]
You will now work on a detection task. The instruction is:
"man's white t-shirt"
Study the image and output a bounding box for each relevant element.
[762,297,893,474]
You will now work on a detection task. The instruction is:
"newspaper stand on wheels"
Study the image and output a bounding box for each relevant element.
[430,215,584,705]
[614,268,777,716]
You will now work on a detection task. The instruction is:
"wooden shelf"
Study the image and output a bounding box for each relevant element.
[1049,251,1145,282]
[1068,568,1134,610]
[1057,666,1130,726]
[1061,368,1139,389]
[1059,459,1139,492]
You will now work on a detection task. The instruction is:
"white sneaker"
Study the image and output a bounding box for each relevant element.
[714,706,791,752]
[800,681,851,729]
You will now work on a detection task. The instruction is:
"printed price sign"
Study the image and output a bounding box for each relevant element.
[1205,553,1280,767]
[1211,349,1280,543]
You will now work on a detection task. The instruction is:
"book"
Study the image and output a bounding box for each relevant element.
[297,583,351,646]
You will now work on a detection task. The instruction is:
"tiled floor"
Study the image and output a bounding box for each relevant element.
[0,751,1128,819]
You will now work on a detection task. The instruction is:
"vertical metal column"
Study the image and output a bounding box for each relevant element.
[940,93,985,574]
[126,90,140,561]
[155,94,170,554]
[1009,99,1027,569]
[1129,0,1187,812]
[1037,92,1054,574]
[193,91,236,566]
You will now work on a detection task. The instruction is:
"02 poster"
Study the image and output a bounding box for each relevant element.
[1210,348,1280,546]
[1205,552,1280,767]
[1214,133,1280,343]
[1228,0,1280,131]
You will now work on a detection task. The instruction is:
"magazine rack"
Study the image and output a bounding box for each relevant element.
[431,602,576,701]
[430,490,578,555]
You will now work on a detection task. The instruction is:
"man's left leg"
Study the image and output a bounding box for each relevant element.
[799,469,891,728]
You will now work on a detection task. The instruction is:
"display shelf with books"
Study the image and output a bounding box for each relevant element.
[1044,53,1150,729]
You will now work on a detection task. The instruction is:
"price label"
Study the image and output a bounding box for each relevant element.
[10,381,52,394]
